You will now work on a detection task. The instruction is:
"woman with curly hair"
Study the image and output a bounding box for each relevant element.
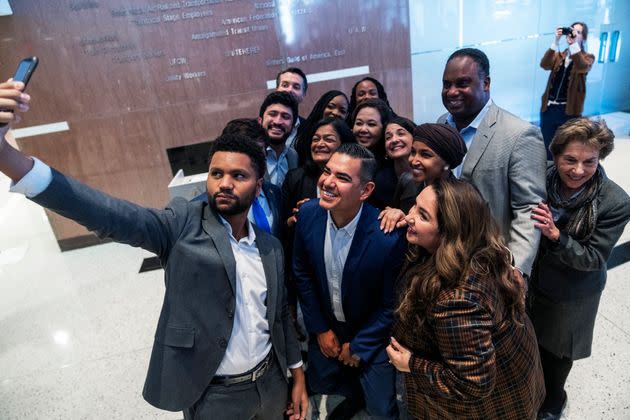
[387,178,545,419]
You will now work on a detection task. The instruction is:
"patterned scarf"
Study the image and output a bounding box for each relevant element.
[546,164,604,241]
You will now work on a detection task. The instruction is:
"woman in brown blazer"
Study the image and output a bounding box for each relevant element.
[540,22,595,159]
[386,178,545,419]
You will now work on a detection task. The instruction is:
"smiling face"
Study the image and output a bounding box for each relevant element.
[405,186,440,253]
[554,139,599,195]
[311,123,342,166]
[355,80,379,104]
[206,151,262,216]
[385,123,413,160]
[352,107,383,150]
[442,56,490,129]
[277,71,306,103]
[318,152,374,220]
[258,103,294,146]
[323,94,349,120]
[408,140,448,184]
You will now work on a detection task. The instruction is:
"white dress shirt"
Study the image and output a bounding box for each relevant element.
[215,218,273,375]
[323,205,363,323]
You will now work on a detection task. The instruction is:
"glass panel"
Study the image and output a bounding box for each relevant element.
[599,32,609,63]
[609,30,620,62]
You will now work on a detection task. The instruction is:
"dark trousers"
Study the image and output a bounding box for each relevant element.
[539,346,573,413]
[183,360,288,420]
[306,323,398,419]
[540,104,578,160]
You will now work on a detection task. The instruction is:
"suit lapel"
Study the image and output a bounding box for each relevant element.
[341,207,373,300]
[202,205,237,297]
[462,103,498,178]
[312,207,330,308]
[254,228,278,327]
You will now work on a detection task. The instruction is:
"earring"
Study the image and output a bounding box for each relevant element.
[444,165,450,171]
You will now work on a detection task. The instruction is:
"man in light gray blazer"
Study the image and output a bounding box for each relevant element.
[0,83,308,420]
[438,48,547,276]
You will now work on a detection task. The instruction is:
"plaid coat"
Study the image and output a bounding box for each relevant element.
[392,275,545,419]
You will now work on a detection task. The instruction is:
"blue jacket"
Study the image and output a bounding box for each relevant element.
[293,199,406,363]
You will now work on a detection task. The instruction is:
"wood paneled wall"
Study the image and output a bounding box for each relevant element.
[0,0,411,249]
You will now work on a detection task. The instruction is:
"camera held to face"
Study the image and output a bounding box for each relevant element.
[561,27,575,37]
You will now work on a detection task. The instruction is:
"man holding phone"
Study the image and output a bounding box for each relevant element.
[539,22,595,159]
[0,57,37,127]
[0,79,308,420]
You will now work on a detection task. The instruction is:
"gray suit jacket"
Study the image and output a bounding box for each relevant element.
[32,169,301,412]
[439,103,547,275]
[532,172,630,301]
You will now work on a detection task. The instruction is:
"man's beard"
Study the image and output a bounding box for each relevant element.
[266,125,290,146]
[209,189,256,216]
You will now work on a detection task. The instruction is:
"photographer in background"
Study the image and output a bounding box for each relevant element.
[540,22,595,160]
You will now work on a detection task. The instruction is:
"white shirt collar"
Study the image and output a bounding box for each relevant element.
[446,98,493,132]
[218,214,257,245]
[326,204,363,235]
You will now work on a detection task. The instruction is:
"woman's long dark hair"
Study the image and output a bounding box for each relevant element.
[349,98,393,161]
[294,90,349,165]
[299,117,355,175]
[396,178,526,328]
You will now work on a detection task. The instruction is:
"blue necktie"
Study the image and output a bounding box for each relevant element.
[251,197,271,233]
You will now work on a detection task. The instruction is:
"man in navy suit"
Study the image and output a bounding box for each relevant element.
[293,143,406,419]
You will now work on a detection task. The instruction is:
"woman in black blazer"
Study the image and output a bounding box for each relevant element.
[529,118,630,420]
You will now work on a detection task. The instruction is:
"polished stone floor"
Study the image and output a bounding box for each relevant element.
[1,113,629,419]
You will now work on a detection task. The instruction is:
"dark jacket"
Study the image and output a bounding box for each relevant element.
[293,200,406,363]
[531,174,630,301]
[540,47,595,116]
[280,165,320,305]
[281,165,320,223]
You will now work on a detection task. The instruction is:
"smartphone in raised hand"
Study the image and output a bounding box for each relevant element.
[1,56,38,127]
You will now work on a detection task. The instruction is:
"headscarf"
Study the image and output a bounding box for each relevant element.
[413,123,467,169]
